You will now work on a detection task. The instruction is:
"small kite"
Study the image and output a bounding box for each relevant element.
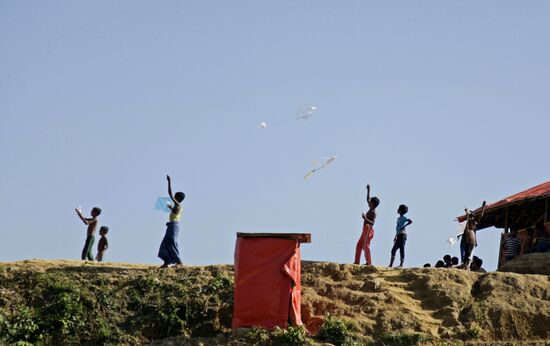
[293,105,317,121]
[258,105,317,129]
[448,222,466,247]
[447,237,457,247]
[155,197,172,213]
[304,155,337,180]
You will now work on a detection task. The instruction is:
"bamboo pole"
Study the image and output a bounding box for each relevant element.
[545,198,548,223]
[504,207,509,232]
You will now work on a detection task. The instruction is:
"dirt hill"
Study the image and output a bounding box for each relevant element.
[0,259,549,345]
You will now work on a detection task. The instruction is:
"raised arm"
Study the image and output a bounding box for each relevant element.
[75,209,89,225]
[167,175,180,207]
[366,184,371,204]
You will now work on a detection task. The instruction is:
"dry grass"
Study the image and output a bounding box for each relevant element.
[1,258,550,345]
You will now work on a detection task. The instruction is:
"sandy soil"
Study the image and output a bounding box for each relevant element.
[1,259,549,345]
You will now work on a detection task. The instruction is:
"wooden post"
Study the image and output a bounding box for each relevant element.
[504,207,509,232]
[545,198,548,223]
[498,233,505,270]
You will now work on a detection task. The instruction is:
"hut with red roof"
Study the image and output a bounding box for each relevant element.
[457,181,550,268]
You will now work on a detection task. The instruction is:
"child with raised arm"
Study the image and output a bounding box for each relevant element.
[95,226,109,262]
[389,204,413,268]
[158,175,185,268]
[75,207,101,261]
[354,184,380,265]
[462,201,487,270]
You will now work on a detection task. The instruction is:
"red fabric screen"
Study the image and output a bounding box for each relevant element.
[232,236,303,330]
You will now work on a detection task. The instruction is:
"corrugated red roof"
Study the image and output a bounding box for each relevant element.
[457,181,550,222]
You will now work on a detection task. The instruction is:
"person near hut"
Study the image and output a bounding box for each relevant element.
[523,228,536,254]
[435,260,445,268]
[75,207,101,261]
[354,184,379,265]
[158,175,185,268]
[471,256,487,273]
[534,221,549,253]
[503,228,522,261]
[443,255,452,268]
[462,201,487,270]
[451,256,460,267]
[389,204,413,268]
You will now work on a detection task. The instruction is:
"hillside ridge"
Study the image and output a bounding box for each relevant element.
[1,259,549,345]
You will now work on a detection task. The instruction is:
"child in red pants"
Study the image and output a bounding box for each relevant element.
[354,184,380,265]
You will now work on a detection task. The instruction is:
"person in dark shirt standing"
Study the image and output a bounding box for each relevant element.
[354,184,380,265]
[504,228,522,261]
[96,226,109,262]
[523,228,536,254]
[534,221,549,253]
[389,204,413,268]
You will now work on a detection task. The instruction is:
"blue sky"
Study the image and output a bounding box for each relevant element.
[1,1,549,270]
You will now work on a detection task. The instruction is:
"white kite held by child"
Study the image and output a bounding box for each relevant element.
[154,197,172,213]
[447,237,457,247]
[257,105,317,129]
[304,155,338,180]
[447,222,466,247]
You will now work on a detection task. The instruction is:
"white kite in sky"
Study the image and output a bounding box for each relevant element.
[258,105,317,129]
[294,105,317,121]
[304,155,338,180]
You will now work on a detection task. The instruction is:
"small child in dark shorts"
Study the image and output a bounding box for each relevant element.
[95,226,109,262]
[389,204,413,268]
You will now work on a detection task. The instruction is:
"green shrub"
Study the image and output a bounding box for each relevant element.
[13,342,34,346]
[0,306,43,344]
[237,327,273,344]
[318,315,356,345]
[37,279,89,343]
[272,325,309,345]
[461,324,482,340]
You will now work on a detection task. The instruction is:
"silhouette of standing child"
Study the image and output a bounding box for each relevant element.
[95,226,109,262]
[354,184,379,265]
[389,204,412,268]
[158,175,185,268]
[75,207,101,261]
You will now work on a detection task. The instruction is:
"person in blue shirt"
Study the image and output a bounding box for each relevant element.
[389,204,413,268]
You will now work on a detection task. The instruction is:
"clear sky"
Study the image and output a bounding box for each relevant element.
[1,1,549,271]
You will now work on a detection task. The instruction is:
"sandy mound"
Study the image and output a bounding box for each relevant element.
[1,259,549,345]
[498,252,550,275]
[300,261,550,343]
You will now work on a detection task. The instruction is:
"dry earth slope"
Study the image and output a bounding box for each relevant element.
[0,258,549,345]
